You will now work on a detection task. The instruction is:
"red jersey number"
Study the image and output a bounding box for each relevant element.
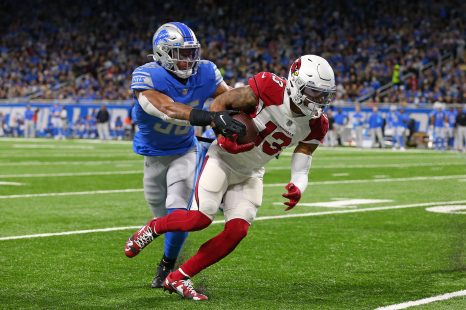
[255,121,292,156]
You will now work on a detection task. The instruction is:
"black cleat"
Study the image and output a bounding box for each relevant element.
[151,264,172,288]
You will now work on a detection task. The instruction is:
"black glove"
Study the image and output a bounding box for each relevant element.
[212,111,246,137]
[189,109,245,138]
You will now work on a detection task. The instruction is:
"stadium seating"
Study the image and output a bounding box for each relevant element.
[0,0,464,104]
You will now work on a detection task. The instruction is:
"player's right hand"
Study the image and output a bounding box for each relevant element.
[282,182,301,211]
[212,111,246,138]
[218,134,254,154]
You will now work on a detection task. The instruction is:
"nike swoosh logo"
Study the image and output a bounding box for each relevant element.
[219,115,227,125]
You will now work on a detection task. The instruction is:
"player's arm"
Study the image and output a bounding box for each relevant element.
[282,142,319,211]
[136,89,245,136]
[210,86,257,113]
[212,81,232,98]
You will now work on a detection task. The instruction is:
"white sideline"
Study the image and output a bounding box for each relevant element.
[375,290,466,310]
[1,200,466,241]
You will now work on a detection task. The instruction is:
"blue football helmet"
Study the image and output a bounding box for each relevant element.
[151,22,201,79]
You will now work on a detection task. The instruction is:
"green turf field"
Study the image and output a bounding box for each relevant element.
[1,138,465,309]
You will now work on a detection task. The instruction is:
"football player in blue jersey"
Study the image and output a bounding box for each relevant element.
[128,22,244,288]
[430,102,447,151]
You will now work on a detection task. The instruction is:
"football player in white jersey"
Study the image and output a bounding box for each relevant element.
[125,55,336,300]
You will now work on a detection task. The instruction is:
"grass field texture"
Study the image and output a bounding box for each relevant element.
[0,138,465,309]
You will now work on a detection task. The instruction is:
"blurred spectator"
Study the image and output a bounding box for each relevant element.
[114,116,124,140]
[0,112,5,136]
[368,106,385,148]
[455,106,466,152]
[446,105,458,149]
[96,104,110,140]
[9,112,20,137]
[51,104,65,139]
[333,107,348,146]
[23,105,35,138]
[430,102,448,150]
[352,105,365,147]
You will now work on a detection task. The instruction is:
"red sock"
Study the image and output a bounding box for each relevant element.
[172,218,250,280]
[154,210,211,234]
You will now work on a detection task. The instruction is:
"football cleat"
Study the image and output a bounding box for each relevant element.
[163,273,208,301]
[151,264,172,288]
[124,220,158,258]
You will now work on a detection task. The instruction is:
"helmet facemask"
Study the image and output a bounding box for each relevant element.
[290,77,336,118]
[155,44,201,79]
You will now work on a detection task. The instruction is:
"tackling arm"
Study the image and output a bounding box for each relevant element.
[136,90,191,125]
[136,88,245,135]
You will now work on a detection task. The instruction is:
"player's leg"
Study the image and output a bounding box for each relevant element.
[152,149,199,288]
[155,155,228,233]
[164,177,262,300]
[125,156,227,257]
[124,155,169,258]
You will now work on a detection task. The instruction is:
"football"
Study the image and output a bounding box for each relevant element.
[232,112,259,145]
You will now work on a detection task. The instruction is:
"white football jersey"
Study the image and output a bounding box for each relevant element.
[207,72,328,177]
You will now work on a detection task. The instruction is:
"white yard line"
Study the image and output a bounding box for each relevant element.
[263,175,466,187]
[0,181,25,186]
[1,175,465,198]
[0,188,143,199]
[0,160,142,167]
[0,137,132,145]
[1,200,466,241]
[0,154,135,158]
[12,144,95,149]
[0,170,142,178]
[375,289,466,310]
[267,162,466,170]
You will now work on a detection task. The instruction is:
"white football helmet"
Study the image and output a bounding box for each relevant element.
[151,22,201,79]
[286,55,336,118]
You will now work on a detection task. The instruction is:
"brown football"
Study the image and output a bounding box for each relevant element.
[232,112,259,145]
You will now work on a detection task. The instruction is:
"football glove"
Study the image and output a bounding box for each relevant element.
[218,134,254,154]
[212,111,246,138]
[189,109,245,138]
[282,182,301,211]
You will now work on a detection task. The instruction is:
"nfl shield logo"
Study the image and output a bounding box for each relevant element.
[182,89,188,95]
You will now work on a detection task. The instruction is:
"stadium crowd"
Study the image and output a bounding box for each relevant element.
[0,0,465,104]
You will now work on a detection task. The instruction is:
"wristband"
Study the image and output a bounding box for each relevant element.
[189,109,214,126]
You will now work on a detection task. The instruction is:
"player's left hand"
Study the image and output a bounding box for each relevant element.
[218,134,254,154]
[282,182,301,211]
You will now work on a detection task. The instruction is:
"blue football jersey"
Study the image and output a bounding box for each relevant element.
[130,61,223,156]
[430,110,446,128]
[352,112,364,127]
